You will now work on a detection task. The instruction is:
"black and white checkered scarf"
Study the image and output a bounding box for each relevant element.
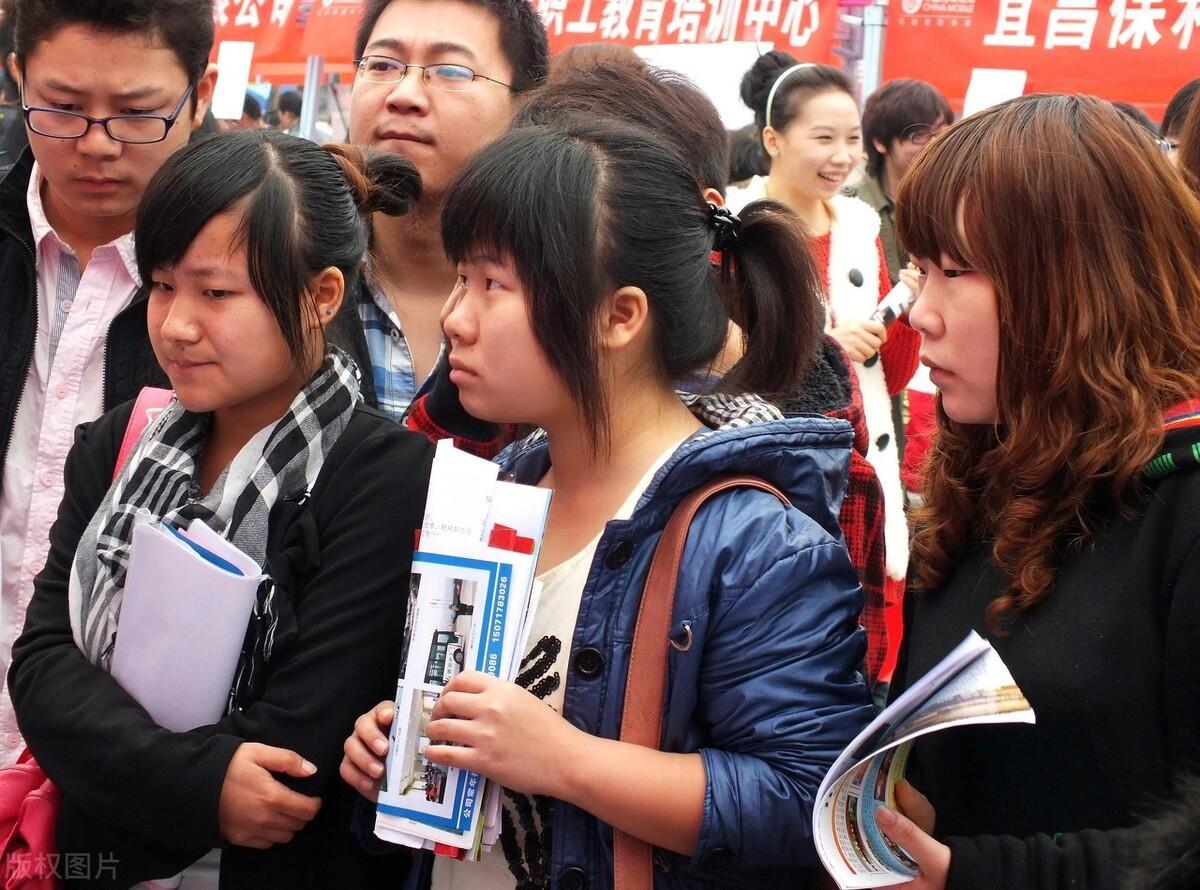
[68,348,360,711]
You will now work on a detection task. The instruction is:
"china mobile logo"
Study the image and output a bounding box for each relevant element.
[902,0,922,14]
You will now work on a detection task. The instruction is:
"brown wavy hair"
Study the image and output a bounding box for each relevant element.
[895,94,1200,631]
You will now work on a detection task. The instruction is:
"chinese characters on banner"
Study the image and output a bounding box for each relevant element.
[533,0,840,57]
[885,0,1200,117]
[216,0,839,64]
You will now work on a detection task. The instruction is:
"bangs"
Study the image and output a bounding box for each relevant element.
[442,126,603,300]
[135,133,269,284]
[894,129,977,269]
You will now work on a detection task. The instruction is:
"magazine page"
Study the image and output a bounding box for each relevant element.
[813,632,1035,888]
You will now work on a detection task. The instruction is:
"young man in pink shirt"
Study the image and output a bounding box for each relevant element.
[0,0,216,765]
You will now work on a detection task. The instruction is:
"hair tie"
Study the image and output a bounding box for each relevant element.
[765,62,815,131]
[709,203,741,252]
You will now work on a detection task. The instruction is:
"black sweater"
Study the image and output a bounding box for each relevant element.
[8,401,432,889]
[893,435,1200,890]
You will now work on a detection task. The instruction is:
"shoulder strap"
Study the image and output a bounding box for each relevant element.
[113,387,173,482]
[613,474,789,889]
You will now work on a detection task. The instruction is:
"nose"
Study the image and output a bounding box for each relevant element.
[385,68,432,114]
[441,284,476,344]
[833,140,854,166]
[908,280,941,340]
[75,119,123,158]
[158,290,201,344]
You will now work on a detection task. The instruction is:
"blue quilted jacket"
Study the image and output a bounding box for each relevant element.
[488,402,876,889]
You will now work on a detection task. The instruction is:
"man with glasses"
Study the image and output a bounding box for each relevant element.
[0,0,215,765]
[844,79,953,286]
[332,0,548,421]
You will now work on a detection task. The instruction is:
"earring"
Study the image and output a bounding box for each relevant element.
[324,308,333,316]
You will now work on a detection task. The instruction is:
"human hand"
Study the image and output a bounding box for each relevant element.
[875,781,949,890]
[339,699,394,801]
[218,743,322,849]
[830,318,888,363]
[423,671,583,798]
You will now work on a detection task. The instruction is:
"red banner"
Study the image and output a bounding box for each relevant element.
[300,0,362,60]
[214,0,307,61]
[883,0,1200,119]
[532,0,839,58]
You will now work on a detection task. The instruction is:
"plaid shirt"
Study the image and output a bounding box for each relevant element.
[356,281,438,421]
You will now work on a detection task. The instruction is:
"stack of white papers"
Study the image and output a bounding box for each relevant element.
[375,440,551,861]
[111,518,263,732]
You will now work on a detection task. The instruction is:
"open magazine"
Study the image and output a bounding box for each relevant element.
[814,631,1036,888]
[374,440,551,860]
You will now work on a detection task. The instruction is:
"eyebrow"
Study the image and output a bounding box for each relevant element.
[364,37,478,62]
[35,79,168,103]
[466,252,503,265]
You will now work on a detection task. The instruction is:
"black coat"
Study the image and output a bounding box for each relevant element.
[8,400,431,889]
[0,148,166,475]
[893,426,1200,890]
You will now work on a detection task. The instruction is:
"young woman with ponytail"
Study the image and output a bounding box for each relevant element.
[340,119,874,889]
[8,130,433,888]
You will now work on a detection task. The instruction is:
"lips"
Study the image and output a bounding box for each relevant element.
[75,176,124,190]
[376,129,435,146]
[165,358,214,372]
[818,171,846,186]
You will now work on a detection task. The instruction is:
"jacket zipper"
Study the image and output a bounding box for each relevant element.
[0,220,38,475]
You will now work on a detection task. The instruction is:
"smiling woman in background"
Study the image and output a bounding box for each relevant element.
[729,51,920,683]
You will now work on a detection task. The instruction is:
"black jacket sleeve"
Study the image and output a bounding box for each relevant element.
[9,406,432,883]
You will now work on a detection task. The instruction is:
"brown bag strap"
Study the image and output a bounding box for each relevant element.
[613,474,789,890]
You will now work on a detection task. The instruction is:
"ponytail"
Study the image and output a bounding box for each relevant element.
[714,199,823,398]
[323,143,421,217]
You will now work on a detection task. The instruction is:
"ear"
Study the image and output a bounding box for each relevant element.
[311,266,346,330]
[598,285,649,353]
[189,63,219,130]
[873,138,889,156]
[702,187,724,207]
[762,125,781,159]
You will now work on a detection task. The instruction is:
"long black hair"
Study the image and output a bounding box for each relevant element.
[441,119,822,450]
[136,129,419,368]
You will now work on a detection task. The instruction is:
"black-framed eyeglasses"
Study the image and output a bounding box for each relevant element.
[21,82,196,145]
[354,55,512,92]
[898,122,947,146]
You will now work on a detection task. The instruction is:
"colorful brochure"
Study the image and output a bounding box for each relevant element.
[374,440,552,859]
[814,631,1036,888]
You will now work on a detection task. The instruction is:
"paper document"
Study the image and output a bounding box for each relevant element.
[814,631,1036,888]
[375,440,551,860]
[111,519,263,732]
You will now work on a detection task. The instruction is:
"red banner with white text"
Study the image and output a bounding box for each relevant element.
[532,0,840,58]
[883,0,1200,119]
[214,0,308,61]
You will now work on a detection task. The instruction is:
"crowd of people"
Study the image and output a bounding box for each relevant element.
[0,0,1198,888]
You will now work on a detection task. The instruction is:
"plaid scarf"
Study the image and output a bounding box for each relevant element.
[68,348,360,708]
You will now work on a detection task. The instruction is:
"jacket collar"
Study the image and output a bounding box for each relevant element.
[0,148,35,249]
[848,173,891,214]
[498,392,853,540]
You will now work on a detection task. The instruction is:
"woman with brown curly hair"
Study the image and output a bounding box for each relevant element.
[871,94,1200,890]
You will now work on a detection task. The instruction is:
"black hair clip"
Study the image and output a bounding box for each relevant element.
[709,203,741,252]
